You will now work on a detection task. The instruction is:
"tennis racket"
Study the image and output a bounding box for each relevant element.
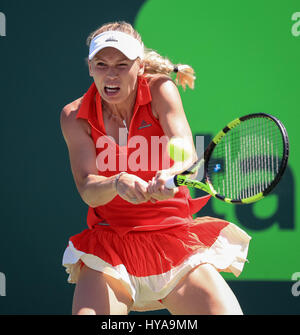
[165,113,289,204]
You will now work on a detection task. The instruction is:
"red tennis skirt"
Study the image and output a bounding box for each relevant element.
[62,216,251,312]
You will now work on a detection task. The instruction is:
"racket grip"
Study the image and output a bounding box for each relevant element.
[165,176,177,189]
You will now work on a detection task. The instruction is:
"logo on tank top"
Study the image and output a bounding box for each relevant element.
[138,120,152,130]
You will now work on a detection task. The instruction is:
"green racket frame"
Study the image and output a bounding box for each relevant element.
[172,113,289,204]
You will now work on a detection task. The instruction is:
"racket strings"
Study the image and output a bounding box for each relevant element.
[207,117,284,200]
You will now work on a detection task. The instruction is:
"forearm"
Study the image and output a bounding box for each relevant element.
[79,174,118,207]
[166,152,198,178]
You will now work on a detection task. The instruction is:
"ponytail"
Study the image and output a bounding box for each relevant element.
[143,48,196,90]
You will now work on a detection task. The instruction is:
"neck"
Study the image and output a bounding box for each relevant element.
[102,84,138,126]
[102,102,132,121]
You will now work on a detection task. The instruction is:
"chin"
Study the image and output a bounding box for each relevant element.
[103,88,135,105]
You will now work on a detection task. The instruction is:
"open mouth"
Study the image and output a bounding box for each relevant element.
[104,85,120,96]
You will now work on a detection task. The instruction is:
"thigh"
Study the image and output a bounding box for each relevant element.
[72,264,134,315]
[161,264,243,315]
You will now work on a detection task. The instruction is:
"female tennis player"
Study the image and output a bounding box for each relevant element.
[60,21,251,315]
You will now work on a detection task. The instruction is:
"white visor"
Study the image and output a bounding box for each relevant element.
[88,31,144,61]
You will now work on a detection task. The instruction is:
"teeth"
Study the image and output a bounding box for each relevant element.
[104,85,120,95]
[106,85,119,89]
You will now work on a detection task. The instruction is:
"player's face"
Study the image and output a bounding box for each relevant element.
[89,47,143,105]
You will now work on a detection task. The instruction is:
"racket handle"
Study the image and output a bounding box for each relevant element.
[165,176,177,189]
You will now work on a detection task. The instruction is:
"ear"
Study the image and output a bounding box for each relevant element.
[88,60,93,77]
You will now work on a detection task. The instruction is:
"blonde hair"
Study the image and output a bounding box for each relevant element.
[86,21,196,90]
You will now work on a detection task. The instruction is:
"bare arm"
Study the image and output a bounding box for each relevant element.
[60,100,151,207]
[151,76,197,172]
[148,77,198,197]
[60,100,119,207]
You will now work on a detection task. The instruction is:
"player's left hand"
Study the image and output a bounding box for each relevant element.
[147,170,178,201]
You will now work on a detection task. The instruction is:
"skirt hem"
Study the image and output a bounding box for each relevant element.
[62,220,251,312]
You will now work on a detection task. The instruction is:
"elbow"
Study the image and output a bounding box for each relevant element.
[80,188,102,208]
[79,185,111,208]
[77,174,114,207]
[76,178,97,208]
[81,197,99,208]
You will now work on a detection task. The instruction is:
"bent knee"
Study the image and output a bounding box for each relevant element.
[74,307,96,315]
[162,264,243,315]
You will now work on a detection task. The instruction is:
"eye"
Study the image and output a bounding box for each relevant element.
[118,63,129,68]
[96,62,107,67]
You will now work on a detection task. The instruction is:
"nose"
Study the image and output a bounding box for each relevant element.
[106,66,118,79]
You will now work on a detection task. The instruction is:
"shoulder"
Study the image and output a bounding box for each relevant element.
[146,74,183,119]
[148,74,181,106]
[147,74,177,96]
[60,97,90,139]
[60,97,83,121]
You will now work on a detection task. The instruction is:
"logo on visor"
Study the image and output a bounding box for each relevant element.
[105,35,118,42]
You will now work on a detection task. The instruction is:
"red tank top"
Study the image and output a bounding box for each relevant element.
[76,76,210,236]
